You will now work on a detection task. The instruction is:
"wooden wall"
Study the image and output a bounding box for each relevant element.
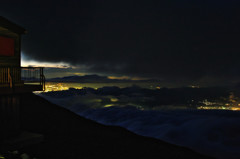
[0,26,21,67]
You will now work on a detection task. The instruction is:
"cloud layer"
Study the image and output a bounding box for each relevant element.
[1,0,240,85]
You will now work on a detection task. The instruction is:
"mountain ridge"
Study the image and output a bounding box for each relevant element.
[47,74,160,83]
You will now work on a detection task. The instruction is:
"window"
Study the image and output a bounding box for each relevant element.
[0,36,14,56]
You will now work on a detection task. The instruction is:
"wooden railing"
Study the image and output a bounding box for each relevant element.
[0,67,45,90]
[0,67,20,86]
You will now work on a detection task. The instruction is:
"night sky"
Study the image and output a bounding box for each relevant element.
[1,0,240,86]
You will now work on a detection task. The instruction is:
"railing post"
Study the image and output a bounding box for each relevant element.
[40,67,45,91]
[39,68,41,86]
[8,67,13,88]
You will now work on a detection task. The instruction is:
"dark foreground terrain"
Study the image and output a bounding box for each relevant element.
[14,93,213,159]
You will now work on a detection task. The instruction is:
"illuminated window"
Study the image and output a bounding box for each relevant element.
[0,36,14,56]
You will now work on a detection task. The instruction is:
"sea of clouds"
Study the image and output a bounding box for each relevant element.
[38,87,240,159]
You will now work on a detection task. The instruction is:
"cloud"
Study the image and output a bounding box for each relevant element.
[2,0,240,85]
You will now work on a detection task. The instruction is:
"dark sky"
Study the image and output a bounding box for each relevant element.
[1,0,240,86]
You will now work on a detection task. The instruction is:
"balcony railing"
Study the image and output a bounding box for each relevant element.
[0,67,45,91]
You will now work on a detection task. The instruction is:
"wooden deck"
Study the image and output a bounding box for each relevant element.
[0,67,45,94]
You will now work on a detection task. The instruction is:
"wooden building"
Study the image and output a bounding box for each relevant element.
[0,16,45,142]
[0,16,45,93]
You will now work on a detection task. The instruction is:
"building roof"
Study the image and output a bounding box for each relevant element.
[0,16,26,34]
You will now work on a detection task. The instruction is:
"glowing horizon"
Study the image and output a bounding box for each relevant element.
[21,59,149,80]
[21,52,71,68]
[21,59,70,68]
[21,53,150,80]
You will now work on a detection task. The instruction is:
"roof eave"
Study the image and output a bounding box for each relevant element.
[0,16,27,34]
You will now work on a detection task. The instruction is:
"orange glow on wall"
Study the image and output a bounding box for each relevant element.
[0,36,14,56]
